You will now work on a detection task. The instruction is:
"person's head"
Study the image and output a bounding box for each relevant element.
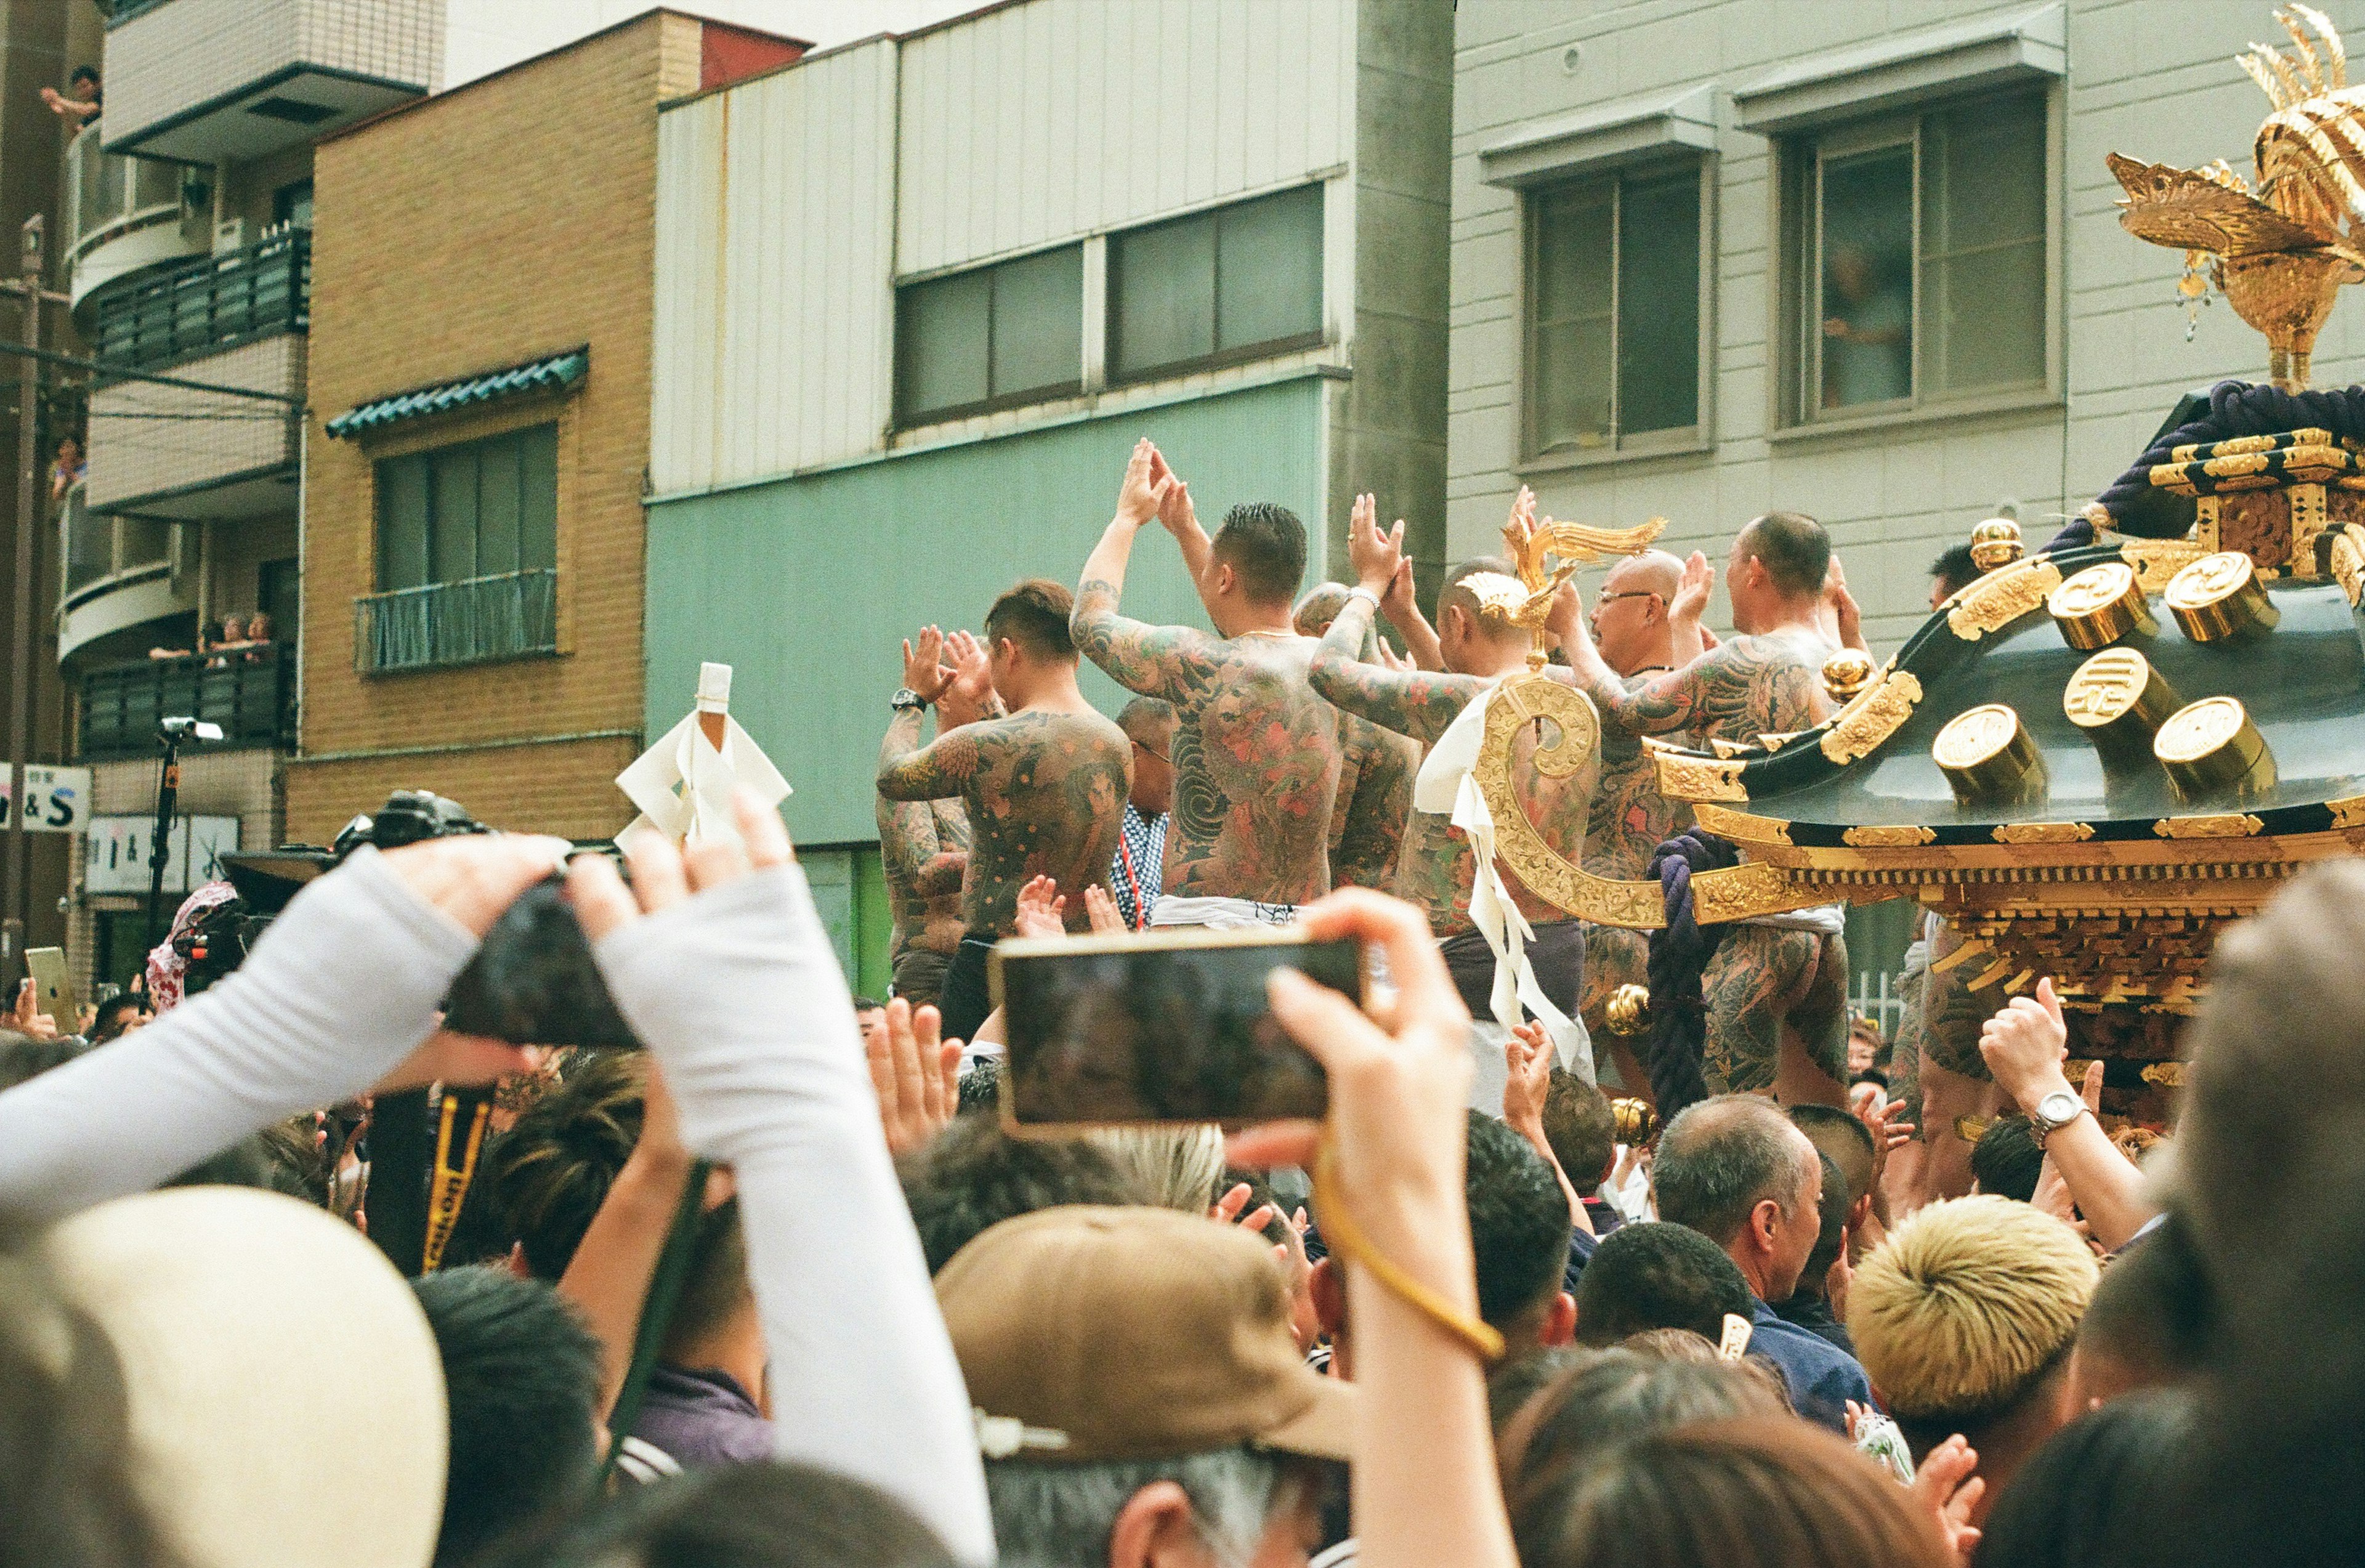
[2068,1210,2210,1408]
[89,992,148,1043]
[68,65,98,100]
[54,434,81,466]
[1290,582,1349,637]
[1726,512,1830,634]
[939,1207,1345,1568]
[1432,556,1532,675]
[479,1461,961,1568]
[1499,1349,1790,1524]
[1543,1070,1618,1190]
[1196,503,1306,633]
[245,612,270,642]
[1117,698,1178,817]
[1589,549,1685,676]
[412,1267,602,1568]
[1848,1195,2098,1461]
[1793,1150,1850,1301]
[854,997,888,1055]
[1651,1096,1824,1301]
[1083,1124,1225,1214]
[1785,1103,1876,1239]
[1314,1111,1574,1369]
[480,1050,648,1280]
[1970,1388,2197,1568]
[219,614,246,642]
[1846,1014,1882,1077]
[897,1116,1138,1273]
[1510,1417,1950,1568]
[1930,541,1981,608]
[1572,1221,1755,1346]
[984,579,1080,704]
[1968,1113,2045,1204]
[1827,243,1877,302]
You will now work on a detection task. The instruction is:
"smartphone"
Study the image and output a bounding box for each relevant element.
[25,947,71,1027]
[989,927,1361,1133]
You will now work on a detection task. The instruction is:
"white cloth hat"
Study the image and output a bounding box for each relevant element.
[37,1187,447,1568]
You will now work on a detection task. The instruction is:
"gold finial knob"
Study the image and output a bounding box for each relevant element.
[2164,551,2281,642]
[1604,983,1651,1037]
[1933,703,2047,805]
[1610,1096,1658,1145]
[1969,518,2024,571]
[2062,648,2184,761]
[1822,648,1875,703]
[2048,561,2157,650]
[2156,696,2275,798]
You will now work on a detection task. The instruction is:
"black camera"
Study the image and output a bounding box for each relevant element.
[221,790,641,1049]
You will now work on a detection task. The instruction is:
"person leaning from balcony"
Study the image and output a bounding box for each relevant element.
[41,66,99,128]
[47,435,83,506]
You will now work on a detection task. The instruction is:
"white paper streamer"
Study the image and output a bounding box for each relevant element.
[617,662,791,853]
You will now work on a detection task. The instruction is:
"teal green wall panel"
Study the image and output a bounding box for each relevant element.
[646,377,1328,845]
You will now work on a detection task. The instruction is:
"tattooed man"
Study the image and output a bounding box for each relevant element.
[875,789,969,1009]
[879,580,1131,1043]
[1293,581,1418,891]
[1306,496,1596,1094]
[1072,440,1342,927]
[1554,512,1853,1105]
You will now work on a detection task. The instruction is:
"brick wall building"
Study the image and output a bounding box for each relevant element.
[290,10,799,842]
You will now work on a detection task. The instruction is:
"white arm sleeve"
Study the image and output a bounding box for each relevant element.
[592,863,993,1566]
[0,847,474,1224]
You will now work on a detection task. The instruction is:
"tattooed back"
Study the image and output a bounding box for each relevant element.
[1329,711,1417,891]
[1585,673,1696,882]
[1163,637,1344,906]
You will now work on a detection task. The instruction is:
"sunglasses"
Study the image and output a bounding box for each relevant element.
[1595,590,1664,607]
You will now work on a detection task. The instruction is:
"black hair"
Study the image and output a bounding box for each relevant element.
[1572,1222,1755,1346]
[1436,555,1518,634]
[956,1057,1000,1116]
[1466,1110,1575,1330]
[2077,1210,2210,1388]
[1117,696,1177,738]
[1930,542,1981,598]
[1787,1103,1875,1210]
[987,578,1076,661]
[480,1051,646,1281]
[1970,1113,2045,1205]
[480,1460,959,1568]
[0,1031,84,1091]
[411,1267,602,1568]
[1652,1096,1809,1249]
[70,66,99,87]
[1799,1150,1850,1291]
[90,994,144,1042]
[1211,501,1308,605]
[1543,1071,1618,1189]
[852,996,884,1014]
[1971,1389,2197,1568]
[1490,1346,1593,1438]
[1737,511,1831,597]
[896,1115,1137,1273]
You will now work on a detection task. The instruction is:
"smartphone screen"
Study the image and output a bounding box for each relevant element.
[992,930,1358,1130]
[25,947,70,1024]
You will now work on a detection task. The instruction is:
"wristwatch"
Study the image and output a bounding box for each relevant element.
[890,687,928,711]
[2028,1088,2088,1149]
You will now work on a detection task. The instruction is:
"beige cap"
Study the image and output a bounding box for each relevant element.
[937,1205,1353,1465]
[36,1187,447,1568]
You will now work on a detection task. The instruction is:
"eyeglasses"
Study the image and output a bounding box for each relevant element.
[1131,738,1171,765]
[1594,591,1664,608]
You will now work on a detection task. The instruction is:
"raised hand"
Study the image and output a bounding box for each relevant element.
[937,628,997,726]
[1211,1179,1280,1239]
[1380,556,1418,625]
[1374,640,1415,672]
[1978,976,2072,1115]
[901,626,952,701]
[1082,883,1127,936]
[868,997,962,1158]
[1115,437,1168,528]
[1545,578,1587,649]
[1672,551,1714,624]
[12,979,57,1043]
[1502,1020,1553,1137]
[1824,552,1864,650]
[1908,1434,1986,1566]
[1013,874,1067,938]
[1347,492,1406,592]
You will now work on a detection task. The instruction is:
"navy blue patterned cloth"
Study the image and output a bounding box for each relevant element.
[1109,804,1166,929]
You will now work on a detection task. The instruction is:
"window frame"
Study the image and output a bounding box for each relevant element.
[1104,183,1328,389]
[371,421,560,595]
[1516,152,1716,473]
[1773,84,2060,435]
[892,242,1086,430]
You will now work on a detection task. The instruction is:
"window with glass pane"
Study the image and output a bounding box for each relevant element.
[895,246,1082,425]
[373,424,559,591]
[1791,92,2047,421]
[1110,184,1324,381]
[1526,164,1702,458]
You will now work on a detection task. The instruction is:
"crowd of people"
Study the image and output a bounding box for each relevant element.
[0,439,2348,1568]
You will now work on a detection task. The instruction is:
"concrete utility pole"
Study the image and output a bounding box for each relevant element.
[1,217,43,984]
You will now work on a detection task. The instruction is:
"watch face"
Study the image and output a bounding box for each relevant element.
[2037,1090,2084,1128]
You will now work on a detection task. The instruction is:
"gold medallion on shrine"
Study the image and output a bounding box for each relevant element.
[2164,551,2281,642]
[2049,561,2157,650]
[1933,703,2045,805]
[2156,695,2275,798]
[2062,647,2183,759]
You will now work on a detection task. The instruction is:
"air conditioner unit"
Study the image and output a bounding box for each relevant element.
[214,217,247,252]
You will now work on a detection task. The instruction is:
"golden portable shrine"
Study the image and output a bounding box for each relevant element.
[1471,4,2365,1131]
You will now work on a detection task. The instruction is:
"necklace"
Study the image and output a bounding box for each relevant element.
[1237,629,1301,641]
[1629,664,1672,676]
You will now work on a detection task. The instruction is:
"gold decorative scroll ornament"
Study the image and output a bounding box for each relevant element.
[2105,4,2365,390]
[1947,557,2063,641]
[1820,667,1923,765]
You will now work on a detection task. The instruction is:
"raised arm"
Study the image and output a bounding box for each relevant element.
[877,629,984,802]
[1073,438,1219,700]
[1309,495,1487,745]
[1980,979,2158,1253]
[876,792,968,900]
[1548,590,1780,739]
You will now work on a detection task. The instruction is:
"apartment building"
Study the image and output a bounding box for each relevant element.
[647,0,1452,988]
[288,11,801,847]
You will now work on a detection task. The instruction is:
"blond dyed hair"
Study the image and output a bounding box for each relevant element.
[1847,1194,2099,1422]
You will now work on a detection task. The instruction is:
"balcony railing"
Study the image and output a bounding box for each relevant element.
[58,481,173,600]
[61,121,187,273]
[90,229,310,376]
[355,569,559,674]
[79,642,295,762]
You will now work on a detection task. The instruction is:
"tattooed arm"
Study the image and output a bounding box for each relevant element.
[1550,599,1822,744]
[1073,440,1221,701]
[877,708,984,802]
[1308,596,1486,748]
[876,793,967,901]
[1381,559,1446,673]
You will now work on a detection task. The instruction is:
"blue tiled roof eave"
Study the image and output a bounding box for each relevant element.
[324,348,588,440]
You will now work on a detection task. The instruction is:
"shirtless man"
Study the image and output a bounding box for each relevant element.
[1293,580,1418,891]
[878,580,1131,1042]
[875,790,968,1009]
[1072,440,1342,926]
[1305,496,1598,1087]
[1553,511,1852,1105]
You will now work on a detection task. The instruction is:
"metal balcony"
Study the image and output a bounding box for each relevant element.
[61,122,204,314]
[354,568,559,674]
[78,643,296,762]
[56,482,192,669]
[91,228,309,376]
